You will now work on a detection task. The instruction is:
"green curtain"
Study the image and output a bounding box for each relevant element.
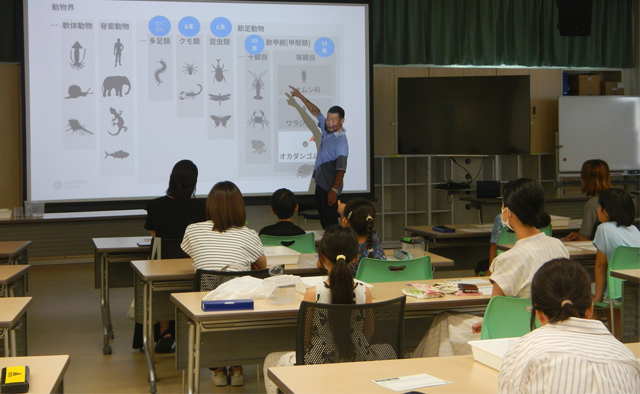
[372,0,634,67]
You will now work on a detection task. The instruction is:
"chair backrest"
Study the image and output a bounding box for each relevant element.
[355,256,432,283]
[259,233,316,254]
[607,246,640,300]
[150,237,189,260]
[481,296,540,340]
[194,268,271,291]
[496,225,552,255]
[295,296,406,365]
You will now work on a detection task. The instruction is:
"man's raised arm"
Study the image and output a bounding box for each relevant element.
[289,85,320,117]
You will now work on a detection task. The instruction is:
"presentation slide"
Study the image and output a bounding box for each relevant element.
[24,0,370,202]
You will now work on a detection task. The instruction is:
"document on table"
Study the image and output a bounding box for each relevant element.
[372,373,451,391]
[458,228,485,233]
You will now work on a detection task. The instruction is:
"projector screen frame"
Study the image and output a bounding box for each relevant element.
[21,0,374,212]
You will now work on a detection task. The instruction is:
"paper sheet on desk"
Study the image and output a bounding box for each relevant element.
[458,229,485,233]
[372,373,451,391]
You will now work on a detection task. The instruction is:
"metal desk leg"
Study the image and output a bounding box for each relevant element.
[9,328,16,357]
[187,322,195,394]
[194,323,201,394]
[99,252,112,355]
[142,281,157,393]
[2,329,8,357]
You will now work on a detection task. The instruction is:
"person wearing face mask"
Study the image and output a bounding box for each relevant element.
[288,85,348,229]
[413,178,569,357]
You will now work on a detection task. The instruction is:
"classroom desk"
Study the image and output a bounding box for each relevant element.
[132,250,451,393]
[93,237,150,355]
[405,221,581,251]
[611,269,640,342]
[268,355,497,394]
[496,241,596,261]
[131,254,323,394]
[0,240,32,265]
[171,278,491,394]
[0,355,70,393]
[0,264,30,297]
[268,342,640,394]
[0,297,32,357]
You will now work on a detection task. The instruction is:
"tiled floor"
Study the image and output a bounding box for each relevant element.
[27,263,264,393]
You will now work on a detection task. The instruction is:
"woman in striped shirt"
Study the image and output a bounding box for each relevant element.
[499,258,640,394]
[181,181,267,272]
[181,181,267,386]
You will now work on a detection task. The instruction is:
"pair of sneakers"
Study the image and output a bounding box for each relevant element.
[211,366,244,386]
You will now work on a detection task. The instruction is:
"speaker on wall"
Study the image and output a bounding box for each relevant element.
[557,0,593,36]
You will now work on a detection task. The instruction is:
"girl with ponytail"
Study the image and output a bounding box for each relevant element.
[263,225,371,394]
[342,198,386,276]
[499,258,640,394]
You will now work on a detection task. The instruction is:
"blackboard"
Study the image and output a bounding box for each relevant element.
[558,96,640,172]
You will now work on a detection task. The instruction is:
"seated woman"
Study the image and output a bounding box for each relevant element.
[181,181,267,386]
[499,258,640,394]
[593,188,640,336]
[262,225,372,394]
[143,159,206,353]
[414,178,569,357]
[341,198,386,276]
[565,159,611,241]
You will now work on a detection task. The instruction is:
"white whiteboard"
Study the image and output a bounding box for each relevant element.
[559,96,640,172]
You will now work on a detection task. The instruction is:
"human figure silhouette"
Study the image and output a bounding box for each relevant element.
[114,38,124,67]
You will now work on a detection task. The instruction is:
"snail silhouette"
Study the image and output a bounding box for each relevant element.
[65,85,93,99]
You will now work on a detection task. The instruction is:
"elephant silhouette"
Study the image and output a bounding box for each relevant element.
[102,76,131,97]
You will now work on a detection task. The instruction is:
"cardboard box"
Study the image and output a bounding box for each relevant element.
[568,74,601,95]
[602,81,625,95]
[469,337,519,370]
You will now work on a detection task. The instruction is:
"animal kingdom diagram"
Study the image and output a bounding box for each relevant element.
[69,41,86,70]
[108,107,128,136]
[211,59,227,83]
[249,70,267,100]
[178,84,203,100]
[248,109,269,129]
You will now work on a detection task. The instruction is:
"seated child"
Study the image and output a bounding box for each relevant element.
[499,258,640,393]
[262,225,371,394]
[341,198,386,277]
[259,188,306,236]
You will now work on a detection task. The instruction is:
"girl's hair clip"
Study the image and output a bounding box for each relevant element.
[336,254,346,261]
[366,215,373,221]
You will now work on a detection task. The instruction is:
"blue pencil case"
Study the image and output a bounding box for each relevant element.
[433,225,455,233]
[201,299,254,311]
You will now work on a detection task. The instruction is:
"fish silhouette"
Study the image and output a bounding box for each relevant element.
[104,150,129,159]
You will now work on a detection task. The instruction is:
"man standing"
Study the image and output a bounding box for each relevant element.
[289,85,347,229]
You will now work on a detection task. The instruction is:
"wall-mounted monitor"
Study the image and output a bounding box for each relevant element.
[23,0,371,204]
[398,75,531,155]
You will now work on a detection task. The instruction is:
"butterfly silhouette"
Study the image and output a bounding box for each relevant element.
[209,93,231,106]
[210,115,231,128]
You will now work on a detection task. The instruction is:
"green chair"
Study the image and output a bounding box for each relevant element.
[259,233,316,254]
[496,224,552,256]
[355,256,432,283]
[481,296,541,340]
[595,246,640,331]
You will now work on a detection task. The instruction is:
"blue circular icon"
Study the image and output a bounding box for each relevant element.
[149,16,171,37]
[210,17,232,38]
[314,37,335,57]
[244,34,265,55]
[179,16,200,37]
